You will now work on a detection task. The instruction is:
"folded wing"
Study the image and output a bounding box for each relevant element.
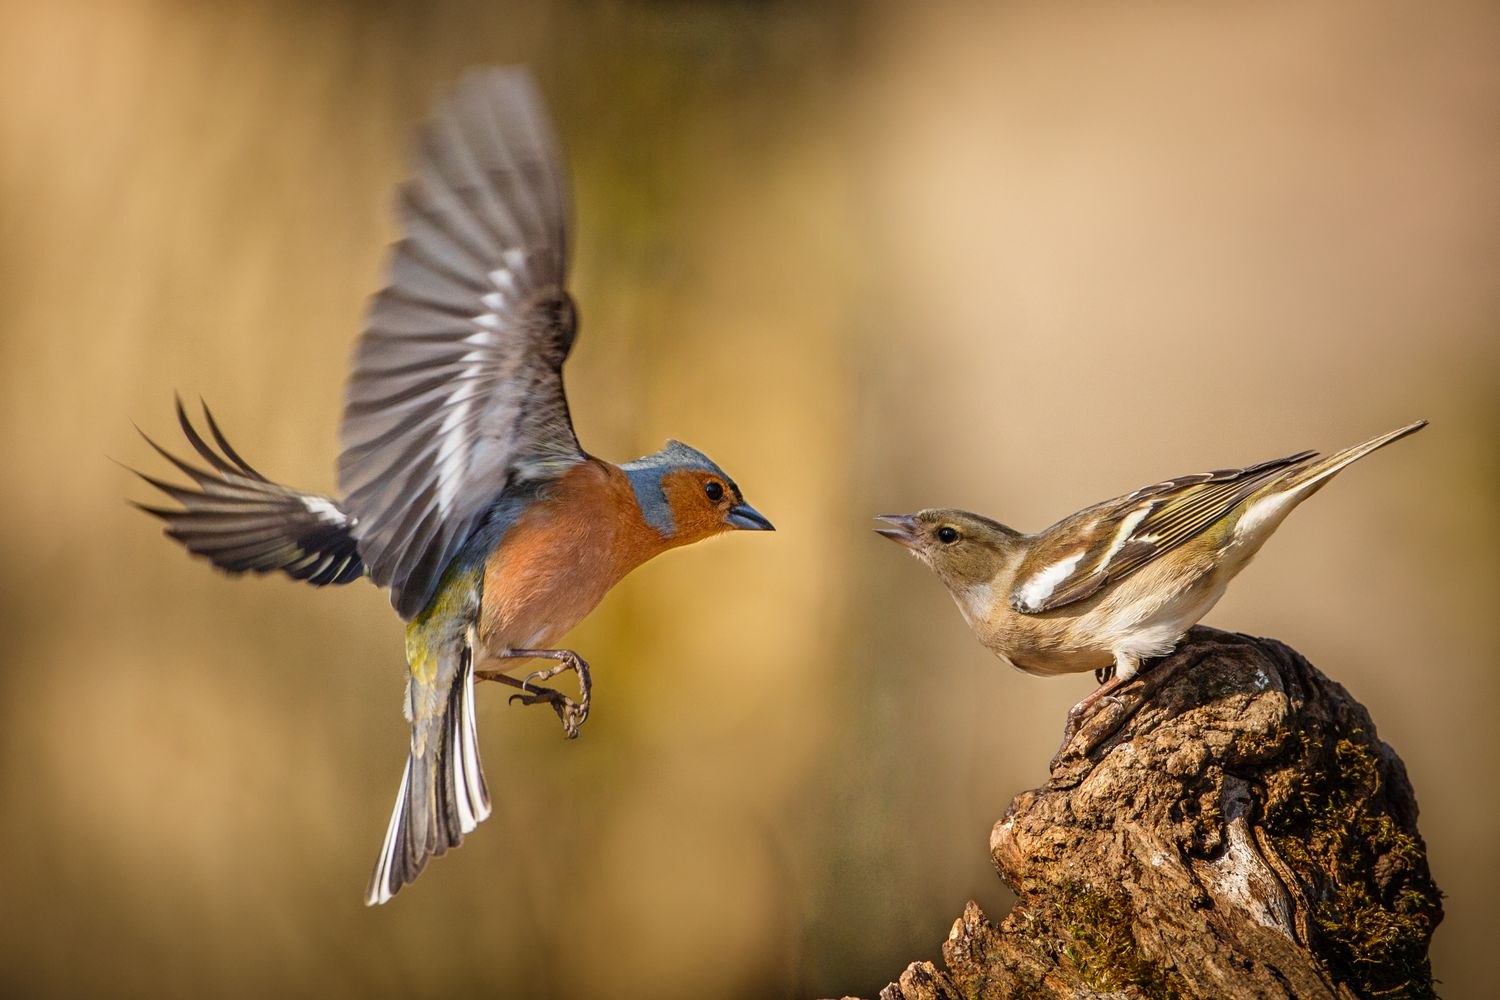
[1010,449,1317,614]
[338,67,584,620]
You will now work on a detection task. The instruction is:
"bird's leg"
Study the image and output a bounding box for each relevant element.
[475,668,560,698]
[1061,674,1131,747]
[511,648,591,712]
[1052,650,1192,778]
[475,666,586,739]
[476,648,591,739]
[1061,653,1140,747]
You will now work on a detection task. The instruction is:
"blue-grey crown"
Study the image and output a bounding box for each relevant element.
[621,439,732,536]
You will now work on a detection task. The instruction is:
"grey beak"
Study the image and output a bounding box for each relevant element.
[727,503,774,531]
[874,513,919,547]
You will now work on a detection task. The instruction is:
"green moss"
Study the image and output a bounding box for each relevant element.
[1046,882,1184,999]
[1198,794,1224,834]
[1266,731,1441,1000]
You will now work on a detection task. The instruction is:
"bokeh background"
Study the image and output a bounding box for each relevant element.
[2,1,1496,997]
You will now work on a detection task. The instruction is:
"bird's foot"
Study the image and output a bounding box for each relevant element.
[510,684,587,739]
[1051,657,1184,780]
[1059,682,1125,748]
[520,652,591,730]
[476,654,591,740]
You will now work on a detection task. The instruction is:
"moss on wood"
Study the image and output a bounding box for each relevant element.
[853,629,1443,1000]
[1267,731,1442,1000]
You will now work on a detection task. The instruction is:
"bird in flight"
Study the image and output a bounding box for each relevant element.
[129,67,774,904]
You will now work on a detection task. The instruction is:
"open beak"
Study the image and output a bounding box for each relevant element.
[727,503,774,531]
[874,513,920,549]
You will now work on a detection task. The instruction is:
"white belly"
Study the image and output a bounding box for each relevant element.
[994,552,1232,677]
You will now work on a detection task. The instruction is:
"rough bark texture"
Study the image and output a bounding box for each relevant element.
[846,627,1442,1000]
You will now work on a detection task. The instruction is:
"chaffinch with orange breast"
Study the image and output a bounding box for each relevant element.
[876,421,1425,740]
[128,68,773,905]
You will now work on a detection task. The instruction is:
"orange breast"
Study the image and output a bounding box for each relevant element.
[477,460,667,653]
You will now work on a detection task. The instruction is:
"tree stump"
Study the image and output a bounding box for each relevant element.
[844,627,1442,1000]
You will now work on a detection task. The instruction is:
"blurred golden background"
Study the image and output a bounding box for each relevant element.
[2,1,1496,997]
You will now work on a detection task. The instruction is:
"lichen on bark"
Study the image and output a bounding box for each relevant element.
[842,627,1443,1000]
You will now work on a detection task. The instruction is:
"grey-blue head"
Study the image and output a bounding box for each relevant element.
[621,440,774,539]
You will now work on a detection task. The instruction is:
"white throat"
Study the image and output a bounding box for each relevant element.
[951,580,993,628]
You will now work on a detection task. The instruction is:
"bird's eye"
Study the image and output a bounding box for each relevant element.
[704,481,725,502]
[937,526,959,544]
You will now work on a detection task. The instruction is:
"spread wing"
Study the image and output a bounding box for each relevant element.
[1009,449,1317,614]
[338,67,584,620]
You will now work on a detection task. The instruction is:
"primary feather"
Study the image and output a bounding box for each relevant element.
[339,67,584,621]
[1009,449,1317,614]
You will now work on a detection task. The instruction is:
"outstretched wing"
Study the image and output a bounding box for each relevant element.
[338,67,584,620]
[131,398,366,586]
[1010,449,1317,614]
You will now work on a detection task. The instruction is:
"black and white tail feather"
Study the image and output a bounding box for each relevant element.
[129,397,366,586]
[131,396,494,905]
[366,642,491,905]
[130,66,579,905]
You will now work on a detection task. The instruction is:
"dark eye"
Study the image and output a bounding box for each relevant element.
[704,481,725,502]
[937,526,959,544]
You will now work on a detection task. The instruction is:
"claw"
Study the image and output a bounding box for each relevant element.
[1053,656,1182,771]
[479,649,593,739]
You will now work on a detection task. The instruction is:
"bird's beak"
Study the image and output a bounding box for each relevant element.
[874,514,920,549]
[726,503,775,531]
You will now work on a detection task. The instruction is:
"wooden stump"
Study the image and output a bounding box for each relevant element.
[845,627,1442,1000]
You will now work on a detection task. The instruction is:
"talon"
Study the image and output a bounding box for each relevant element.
[553,698,585,739]
[491,648,593,738]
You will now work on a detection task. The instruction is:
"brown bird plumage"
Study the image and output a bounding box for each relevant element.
[877,421,1426,732]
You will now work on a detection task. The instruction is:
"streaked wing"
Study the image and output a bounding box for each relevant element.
[1010,449,1317,614]
[338,67,584,620]
[131,399,365,586]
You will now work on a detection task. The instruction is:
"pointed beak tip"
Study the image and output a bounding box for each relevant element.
[873,514,919,546]
[727,504,774,532]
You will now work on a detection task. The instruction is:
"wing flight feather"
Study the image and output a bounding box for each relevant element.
[337,68,583,620]
[1011,449,1317,614]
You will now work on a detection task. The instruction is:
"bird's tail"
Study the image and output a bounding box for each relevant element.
[1276,420,1428,496]
[366,640,491,905]
[127,397,365,586]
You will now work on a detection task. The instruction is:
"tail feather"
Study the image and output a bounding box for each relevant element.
[128,397,366,586]
[1234,420,1427,544]
[1278,420,1428,494]
[366,645,491,905]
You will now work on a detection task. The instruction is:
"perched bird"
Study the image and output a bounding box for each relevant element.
[128,68,773,905]
[875,421,1425,734]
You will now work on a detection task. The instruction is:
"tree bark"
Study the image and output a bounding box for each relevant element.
[842,627,1442,1000]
